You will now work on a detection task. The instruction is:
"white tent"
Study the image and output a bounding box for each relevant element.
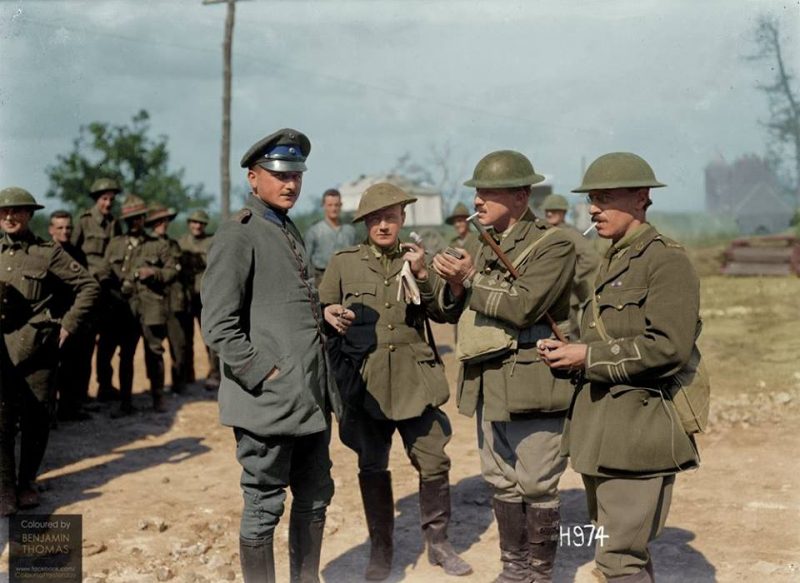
[338,174,444,227]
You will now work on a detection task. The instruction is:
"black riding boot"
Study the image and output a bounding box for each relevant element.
[289,513,325,583]
[358,471,394,581]
[419,475,472,576]
[239,536,275,583]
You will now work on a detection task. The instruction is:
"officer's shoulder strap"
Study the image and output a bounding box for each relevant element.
[334,244,361,256]
[652,234,684,250]
[233,208,252,224]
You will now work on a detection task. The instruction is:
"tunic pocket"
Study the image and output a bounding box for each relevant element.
[410,342,449,406]
[21,269,47,301]
[597,385,696,473]
[83,235,108,256]
[502,345,571,413]
[343,282,378,323]
[597,287,648,335]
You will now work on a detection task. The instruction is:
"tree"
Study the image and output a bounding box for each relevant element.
[390,142,471,212]
[45,110,211,213]
[748,15,800,205]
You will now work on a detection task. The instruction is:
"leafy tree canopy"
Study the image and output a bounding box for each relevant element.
[45,110,211,214]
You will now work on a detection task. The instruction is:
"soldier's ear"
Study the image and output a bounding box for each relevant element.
[246,168,259,193]
[634,189,650,211]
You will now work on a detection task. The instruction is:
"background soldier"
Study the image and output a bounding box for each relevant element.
[99,195,177,416]
[431,151,576,583]
[542,194,600,340]
[202,129,340,583]
[146,203,189,395]
[539,153,702,583]
[319,183,472,580]
[72,177,123,402]
[0,187,99,513]
[445,202,478,249]
[304,188,357,286]
[48,210,93,421]
[178,210,219,390]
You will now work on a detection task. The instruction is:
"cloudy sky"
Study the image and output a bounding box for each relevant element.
[1,0,798,215]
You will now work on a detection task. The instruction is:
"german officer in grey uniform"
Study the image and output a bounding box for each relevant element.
[202,129,341,583]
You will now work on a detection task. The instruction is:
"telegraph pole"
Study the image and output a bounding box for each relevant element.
[203,0,238,220]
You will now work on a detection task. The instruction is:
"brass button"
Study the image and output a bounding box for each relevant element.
[484,267,491,274]
[384,302,391,308]
[589,322,596,328]
[384,279,390,286]
[8,251,14,256]
[616,304,623,309]
[387,324,395,330]
[354,292,360,297]
[6,267,11,271]
[388,344,396,352]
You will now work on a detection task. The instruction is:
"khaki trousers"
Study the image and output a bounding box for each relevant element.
[582,474,674,578]
[477,399,567,504]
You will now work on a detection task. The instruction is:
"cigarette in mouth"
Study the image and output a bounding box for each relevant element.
[582,223,597,236]
[467,212,480,221]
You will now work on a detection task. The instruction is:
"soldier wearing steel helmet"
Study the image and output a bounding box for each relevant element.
[72,178,124,403]
[178,209,219,390]
[430,150,576,583]
[445,201,479,249]
[542,194,601,340]
[201,129,341,583]
[318,183,473,580]
[0,187,99,514]
[98,195,177,416]
[146,203,190,395]
[538,152,703,582]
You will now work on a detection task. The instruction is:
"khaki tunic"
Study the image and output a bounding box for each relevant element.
[99,232,177,326]
[318,243,450,421]
[558,223,600,310]
[435,209,576,421]
[71,205,122,277]
[178,232,213,297]
[448,232,478,250]
[0,231,99,390]
[158,234,189,314]
[562,224,700,477]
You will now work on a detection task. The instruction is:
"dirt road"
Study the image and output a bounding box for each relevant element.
[2,276,799,582]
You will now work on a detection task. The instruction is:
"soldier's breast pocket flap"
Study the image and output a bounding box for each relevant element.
[343,282,377,303]
[21,268,47,301]
[597,286,647,311]
[83,235,108,256]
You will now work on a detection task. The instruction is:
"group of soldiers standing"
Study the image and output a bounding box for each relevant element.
[1,127,702,583]
[0,179,217,516]
[201,127,703,583]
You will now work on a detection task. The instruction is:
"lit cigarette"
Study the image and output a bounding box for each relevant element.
[467,211,480,221]
[582,223,597,236]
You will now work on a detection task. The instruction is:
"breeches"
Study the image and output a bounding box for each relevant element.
[339,406,452,480]
[477,403,567,504]
[235,427,334,541]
